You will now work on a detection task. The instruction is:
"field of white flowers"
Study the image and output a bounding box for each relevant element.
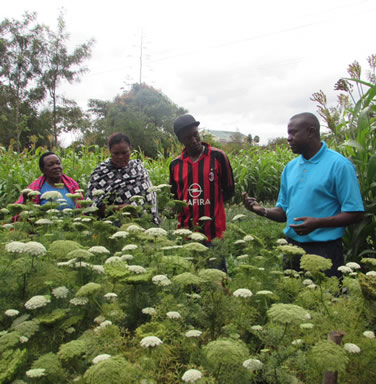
[0,186,376,384]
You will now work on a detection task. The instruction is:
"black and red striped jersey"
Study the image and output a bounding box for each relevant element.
[169,143,235,242]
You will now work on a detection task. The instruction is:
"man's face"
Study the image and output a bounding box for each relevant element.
[287,118,310,154]
[42,154,63,181]
[178,125,201,153]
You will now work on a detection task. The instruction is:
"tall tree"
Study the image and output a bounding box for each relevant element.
[41,11,94,147]
[84,83,186,157]
[0,12,45,151]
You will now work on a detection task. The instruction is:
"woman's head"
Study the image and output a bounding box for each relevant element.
[108,133,131,168]
[39,152,63,183]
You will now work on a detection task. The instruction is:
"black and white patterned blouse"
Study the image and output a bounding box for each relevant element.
[86,159,160,224]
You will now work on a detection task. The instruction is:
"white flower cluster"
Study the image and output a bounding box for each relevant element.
[233,288,253,298]
[92,354,111,364]
[145,227,168,237]
[5,309,19,317]
[19,336,29,343]
[152,275,171,286]
[185,330,202,338]
[24,295,50,310]
[127,265,146,274]
[244,235,254,241]
[22,241,46,256]
[35,218,53,225]
[122,244,138,251]
[88,246,110,255]
[126,224,145,232]
[363,331,375,339]
[52,286,69,299]
[104,292,118,299]
[338,265,353,274]
[182,369,203,383]
[166,311,181,319]
[346,262,361,270]
[173,228,192,236]
[366,271,376,277]
[242,358,264,371]
[140,336,163,348]
[110,231,129,239]
[189,232,207,241]
[41,191,63,200]
[344,343,361,353]
[251,325,263,331]
[69,297,89,306]
[120,254,134,261]
[105,256,122,264]
[142,307,156,315]
[26,368,46,378]
[5,241,25,254]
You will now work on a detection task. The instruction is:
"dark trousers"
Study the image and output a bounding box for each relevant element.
[285,237,344,278]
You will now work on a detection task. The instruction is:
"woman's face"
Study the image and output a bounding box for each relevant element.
[110,141,131,168]
[42,154,63,183]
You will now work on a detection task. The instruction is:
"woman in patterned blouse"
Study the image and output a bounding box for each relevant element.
[86,133,160,224]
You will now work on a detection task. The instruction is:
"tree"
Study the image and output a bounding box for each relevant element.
[41,11,94,147]
[84,83,186,157]
[0,12,45,151]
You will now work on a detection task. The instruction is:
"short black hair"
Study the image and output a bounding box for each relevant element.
[290,112,320,137]
[108,133,131,149]
[39,152,58,172]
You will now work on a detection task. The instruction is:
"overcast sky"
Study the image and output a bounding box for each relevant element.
[3,0,376,144]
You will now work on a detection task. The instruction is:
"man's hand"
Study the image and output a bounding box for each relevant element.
[242,192,264,216]
[289,216,319,236]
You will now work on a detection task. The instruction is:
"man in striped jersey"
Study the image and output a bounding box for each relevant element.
[170,114,235,246]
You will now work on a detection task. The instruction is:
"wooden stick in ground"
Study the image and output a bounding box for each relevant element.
[322,330,345,384]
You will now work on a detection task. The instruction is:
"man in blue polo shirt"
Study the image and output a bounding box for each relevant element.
[242,112,364,277]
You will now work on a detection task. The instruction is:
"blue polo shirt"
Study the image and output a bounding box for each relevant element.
[276,142,364,242]
[40,182,75,210]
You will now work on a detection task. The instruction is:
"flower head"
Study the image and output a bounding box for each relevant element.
[256,290,273,296]
[233,288,253,298]
[140,336,163,348]
[92,354,111,364]
[25,295,50,310]
[41,191,63,200]
[152,274,171,286]
[6,241,26,254]
[5,309,19,317]
[127,265,146,274]
[26,368,46,378]
[344,343,361,353]
[346,262,361,270]
[251,325,263,331]
[88,246,110,255]
[142,307,156,315]
[35,218,53,225]
[185,330,202,338]
[122,244,138,251]
[145,227,168,237]
[69,297,89,306]
[173,228,192,236]
[242,358,264,371]
[338,265,353,274]
[166,311,181,319]
[52,286,69,299]
[92,189,105,196]
[104,292,118,299]
[182,369,203,383]
[189,232,207,241]
[110,231,129,239]
[23,241,47,257]
[126,224,145,232]
[363,330,375,339]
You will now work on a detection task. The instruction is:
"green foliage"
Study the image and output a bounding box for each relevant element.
[83,356,142,384]
[0,348,27,383]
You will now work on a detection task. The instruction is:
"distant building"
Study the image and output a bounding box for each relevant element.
[201,129,246,143]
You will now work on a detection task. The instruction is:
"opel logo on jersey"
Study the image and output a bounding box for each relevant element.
[188,183,202,198]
